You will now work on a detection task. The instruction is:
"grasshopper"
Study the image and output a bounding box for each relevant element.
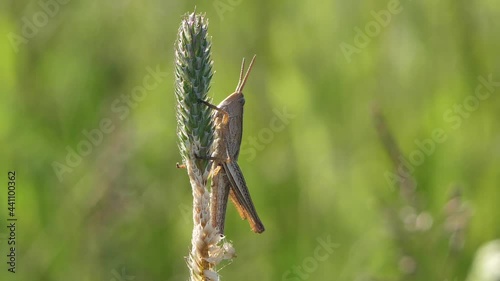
[202,55,265,234]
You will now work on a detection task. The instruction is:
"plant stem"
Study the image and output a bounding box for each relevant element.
[174,11,233,281]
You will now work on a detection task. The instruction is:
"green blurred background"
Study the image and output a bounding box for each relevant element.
[1,0,499,280]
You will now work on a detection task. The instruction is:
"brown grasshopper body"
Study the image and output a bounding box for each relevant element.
[208,55,265,234]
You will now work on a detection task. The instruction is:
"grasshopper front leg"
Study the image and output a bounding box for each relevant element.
[198,99,230,125]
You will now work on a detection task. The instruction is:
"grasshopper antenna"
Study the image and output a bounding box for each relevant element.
[235,55,256,93]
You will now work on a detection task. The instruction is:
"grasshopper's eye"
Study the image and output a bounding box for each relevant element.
[240,98,245,105]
